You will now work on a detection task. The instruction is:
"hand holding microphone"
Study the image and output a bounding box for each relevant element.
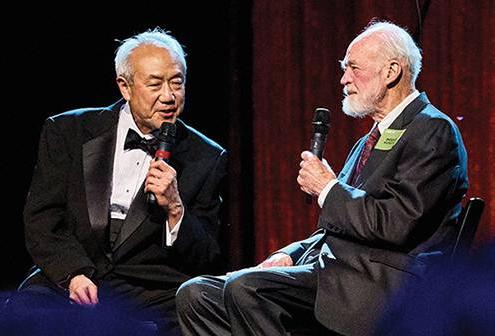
[310,107,330,159]
[300,107,331,203]
[146,122,177,205]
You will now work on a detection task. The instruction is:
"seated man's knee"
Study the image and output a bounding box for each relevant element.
[176,277,211,314]
[224,270,262,303]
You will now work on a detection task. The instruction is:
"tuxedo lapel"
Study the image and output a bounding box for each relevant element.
[112,182,149,250]
[83,127,116,234]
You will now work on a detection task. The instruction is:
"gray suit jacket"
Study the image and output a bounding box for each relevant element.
[280,93,468,335]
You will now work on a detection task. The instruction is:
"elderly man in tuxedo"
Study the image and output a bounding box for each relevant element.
[7,28,227,336]
[176,21,468,336]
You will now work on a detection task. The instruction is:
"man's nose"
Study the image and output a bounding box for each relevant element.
[340,68,351,86]
[160,84,175,103]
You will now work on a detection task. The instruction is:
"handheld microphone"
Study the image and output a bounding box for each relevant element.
[310,107,330,159]
[147,122,177,205]
[306,107,330,203]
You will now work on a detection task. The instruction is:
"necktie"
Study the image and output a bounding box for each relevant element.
[349,125,380,186]
[124,128,158,156]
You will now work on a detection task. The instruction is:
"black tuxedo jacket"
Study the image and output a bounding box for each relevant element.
[280,93,468,335]
[23,99,227,289]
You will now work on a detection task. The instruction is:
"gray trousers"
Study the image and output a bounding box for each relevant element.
[176,263,333,336]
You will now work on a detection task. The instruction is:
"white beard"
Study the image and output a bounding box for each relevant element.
[342,82,385,118]
[342,95,371,118]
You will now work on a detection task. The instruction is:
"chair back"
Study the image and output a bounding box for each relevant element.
[450,197,485,260]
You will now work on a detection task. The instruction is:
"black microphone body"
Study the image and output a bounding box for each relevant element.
[147,122,177,205]
[310,133,327,160]
[306,107,330,203]
[309,107,330,159]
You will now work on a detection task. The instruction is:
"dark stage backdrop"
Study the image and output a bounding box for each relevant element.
[3,0,494,290]
[2,2,236,290]
[251,0,495,262]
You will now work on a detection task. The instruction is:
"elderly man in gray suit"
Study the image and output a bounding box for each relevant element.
[176,21,468,336]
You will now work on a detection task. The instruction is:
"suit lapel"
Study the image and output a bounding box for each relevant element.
[112,182,149,250]
[338,137,367,184]
[83,127,116,233]
[82,99,124,238]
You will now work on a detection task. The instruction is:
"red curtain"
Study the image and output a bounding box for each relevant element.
[251,0,495,262]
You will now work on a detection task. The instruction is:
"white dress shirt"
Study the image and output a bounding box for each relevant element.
[110,103,183,245]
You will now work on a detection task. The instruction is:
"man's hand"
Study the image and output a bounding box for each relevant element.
[68,274,98,305]
[297,151,336,197]
[225,253,294,275]
[145,160,184,229]
[257,252,293,268]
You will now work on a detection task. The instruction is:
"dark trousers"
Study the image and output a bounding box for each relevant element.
[2,275,180,336]
[176,263,331,336]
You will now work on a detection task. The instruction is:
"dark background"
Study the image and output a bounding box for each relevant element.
[2,1,251,290]
[3,1,494,291]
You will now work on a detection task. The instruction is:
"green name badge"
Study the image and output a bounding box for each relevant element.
[375,129,406,150]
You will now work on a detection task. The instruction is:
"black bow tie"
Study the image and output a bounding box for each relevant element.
[124,128,159,156]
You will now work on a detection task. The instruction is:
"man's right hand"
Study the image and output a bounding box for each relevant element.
[68,274,98,305]
[257,252,293,268]
[297,151,336,197]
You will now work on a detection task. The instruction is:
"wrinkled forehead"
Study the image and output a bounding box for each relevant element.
[131,44,185,71]
[342,35,383,66]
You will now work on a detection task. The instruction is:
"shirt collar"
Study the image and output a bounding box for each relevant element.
[119,103,153,139]
[377,90,420,133]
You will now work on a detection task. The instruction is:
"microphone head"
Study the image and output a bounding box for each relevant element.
[157,122,177,142]
[312,107,330,134]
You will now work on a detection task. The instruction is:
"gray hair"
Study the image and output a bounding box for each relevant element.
[350,21,422,84]
[114,27,187,81]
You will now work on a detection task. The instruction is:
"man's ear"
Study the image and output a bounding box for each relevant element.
[116,76,131,101]
[385,60,402,86]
